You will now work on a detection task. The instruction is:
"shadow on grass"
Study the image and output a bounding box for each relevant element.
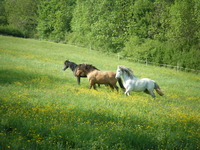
[0,68,67,86]
[0,69,35,84]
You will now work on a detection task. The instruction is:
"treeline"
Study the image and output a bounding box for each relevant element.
[0,0,199,70]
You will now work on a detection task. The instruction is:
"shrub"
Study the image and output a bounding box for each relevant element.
[0,25,25,37]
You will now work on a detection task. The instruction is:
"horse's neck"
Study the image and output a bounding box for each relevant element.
[69,62,77,71]
[122,73,137,82]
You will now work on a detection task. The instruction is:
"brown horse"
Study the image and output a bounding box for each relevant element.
[76,64,125,91]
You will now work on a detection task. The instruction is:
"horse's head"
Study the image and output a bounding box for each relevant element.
[116,66,135,79]
[115,66,123,79]
[63,60,71,71]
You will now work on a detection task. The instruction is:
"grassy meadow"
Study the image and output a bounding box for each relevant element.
[0,35,200,150]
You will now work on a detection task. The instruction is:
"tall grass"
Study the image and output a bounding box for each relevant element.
[0,35,200,149]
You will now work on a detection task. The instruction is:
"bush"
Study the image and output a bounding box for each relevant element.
[0,25,25,37]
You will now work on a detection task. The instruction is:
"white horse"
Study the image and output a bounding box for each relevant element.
[115,66,164,98]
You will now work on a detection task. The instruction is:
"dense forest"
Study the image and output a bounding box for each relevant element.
[0,0,199,70]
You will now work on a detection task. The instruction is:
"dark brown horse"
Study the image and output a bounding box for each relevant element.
[62,60,99,85]
[76,64,125,91]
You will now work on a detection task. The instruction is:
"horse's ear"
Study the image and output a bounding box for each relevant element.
[65,59,70,62]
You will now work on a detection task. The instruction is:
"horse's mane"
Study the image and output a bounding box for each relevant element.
[85,64,99,70]
[78,64,99,71]
[64,60,77,65]
[118,66,135,78]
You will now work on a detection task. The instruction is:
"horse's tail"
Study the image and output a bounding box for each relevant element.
[154,82,164,96]
[117,78,125,90]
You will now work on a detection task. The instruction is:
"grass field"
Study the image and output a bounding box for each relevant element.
[0,35,200,150]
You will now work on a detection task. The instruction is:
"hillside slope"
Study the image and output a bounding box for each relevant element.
[0,35,200,149]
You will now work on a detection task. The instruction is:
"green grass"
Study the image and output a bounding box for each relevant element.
[0,35,200,150]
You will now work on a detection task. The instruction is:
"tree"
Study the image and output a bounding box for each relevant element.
[0,0,7,25]
[71,0,132,52]
[166,0,199,68]
[37,0,76,42]
[5,0,39,37]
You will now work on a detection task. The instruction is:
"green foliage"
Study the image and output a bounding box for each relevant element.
[4,0,39,37]
[128,0,154,38]
[37,0,75,42]
[0,0,7,25]
[70,0,129,52]
[165,0,200,68]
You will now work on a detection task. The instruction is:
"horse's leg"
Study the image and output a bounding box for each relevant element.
[125,88,130,96]
[77,77,80,85]
[109,84,114,90]
[125,85,132,96]
[149,91,155,98]
[146,83,156,98]
[144,89,150,95]
[93,84,97,90]
[144,89,155,99]
[89,82,93,89]
[89,80,97,90]
[125,91,130,96]
[113,84,119,91]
